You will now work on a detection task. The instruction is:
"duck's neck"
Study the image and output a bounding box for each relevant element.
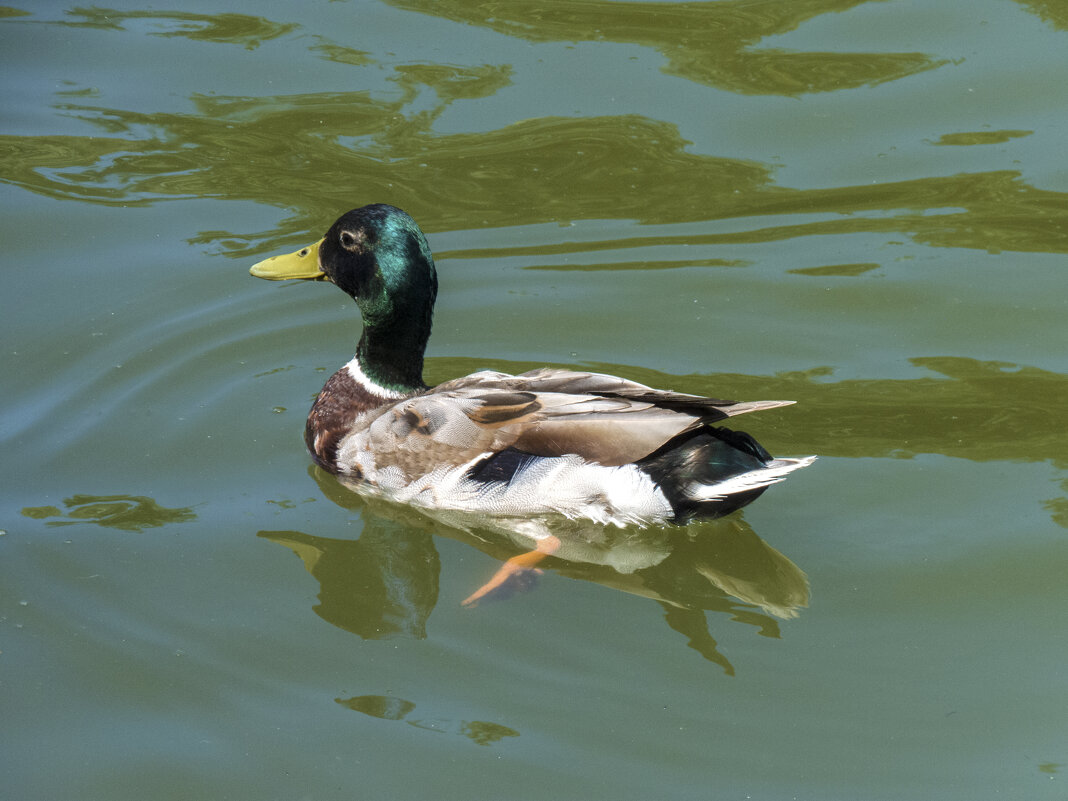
[353,313,431,396]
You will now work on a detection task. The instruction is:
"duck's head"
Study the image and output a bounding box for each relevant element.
[251,204,438,393]
[250,204,438,329]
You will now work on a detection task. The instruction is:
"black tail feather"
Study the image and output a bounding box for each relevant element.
[639,427,774,522]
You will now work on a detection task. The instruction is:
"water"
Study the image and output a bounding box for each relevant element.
[2,2,1066,799]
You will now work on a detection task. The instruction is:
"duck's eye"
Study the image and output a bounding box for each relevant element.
[340,230,359,250]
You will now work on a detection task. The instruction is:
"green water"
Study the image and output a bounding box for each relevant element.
[2,1,1066,799]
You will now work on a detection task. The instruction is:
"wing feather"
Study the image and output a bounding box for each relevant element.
[359,368,795,475]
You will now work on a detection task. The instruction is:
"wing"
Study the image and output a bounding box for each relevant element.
[361,387,694,472]
[436,368,795,419]
[359,369,794,474]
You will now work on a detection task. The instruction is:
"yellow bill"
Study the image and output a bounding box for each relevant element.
[249,238,326,280]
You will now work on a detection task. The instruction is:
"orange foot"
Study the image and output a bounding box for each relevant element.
[462,535,561,607]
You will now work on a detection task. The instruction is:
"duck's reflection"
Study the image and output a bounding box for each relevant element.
[259,466,808,673]
[260,522,438,640]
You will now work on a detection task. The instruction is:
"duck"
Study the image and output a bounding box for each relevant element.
[250,204,814,533]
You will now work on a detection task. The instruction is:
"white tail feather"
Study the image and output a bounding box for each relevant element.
[689,456,816,501]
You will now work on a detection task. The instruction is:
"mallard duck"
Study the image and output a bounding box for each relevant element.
[250,204,814,531]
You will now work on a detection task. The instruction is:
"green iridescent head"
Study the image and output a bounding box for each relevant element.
[251,204,439,393]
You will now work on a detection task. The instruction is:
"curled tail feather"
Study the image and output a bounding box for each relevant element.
[639,427,814,522]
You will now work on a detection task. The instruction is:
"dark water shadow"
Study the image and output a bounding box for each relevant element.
[20,493,196,532]
[381,0,946,95]
[0,28,1063,257]
[28,3,947,95]
[53,7,297,49]
[258,465,809,675]
[1014,0,1068,30]
[336,693,520,747]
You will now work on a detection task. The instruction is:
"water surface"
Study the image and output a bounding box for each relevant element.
[2,1,1066,799]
